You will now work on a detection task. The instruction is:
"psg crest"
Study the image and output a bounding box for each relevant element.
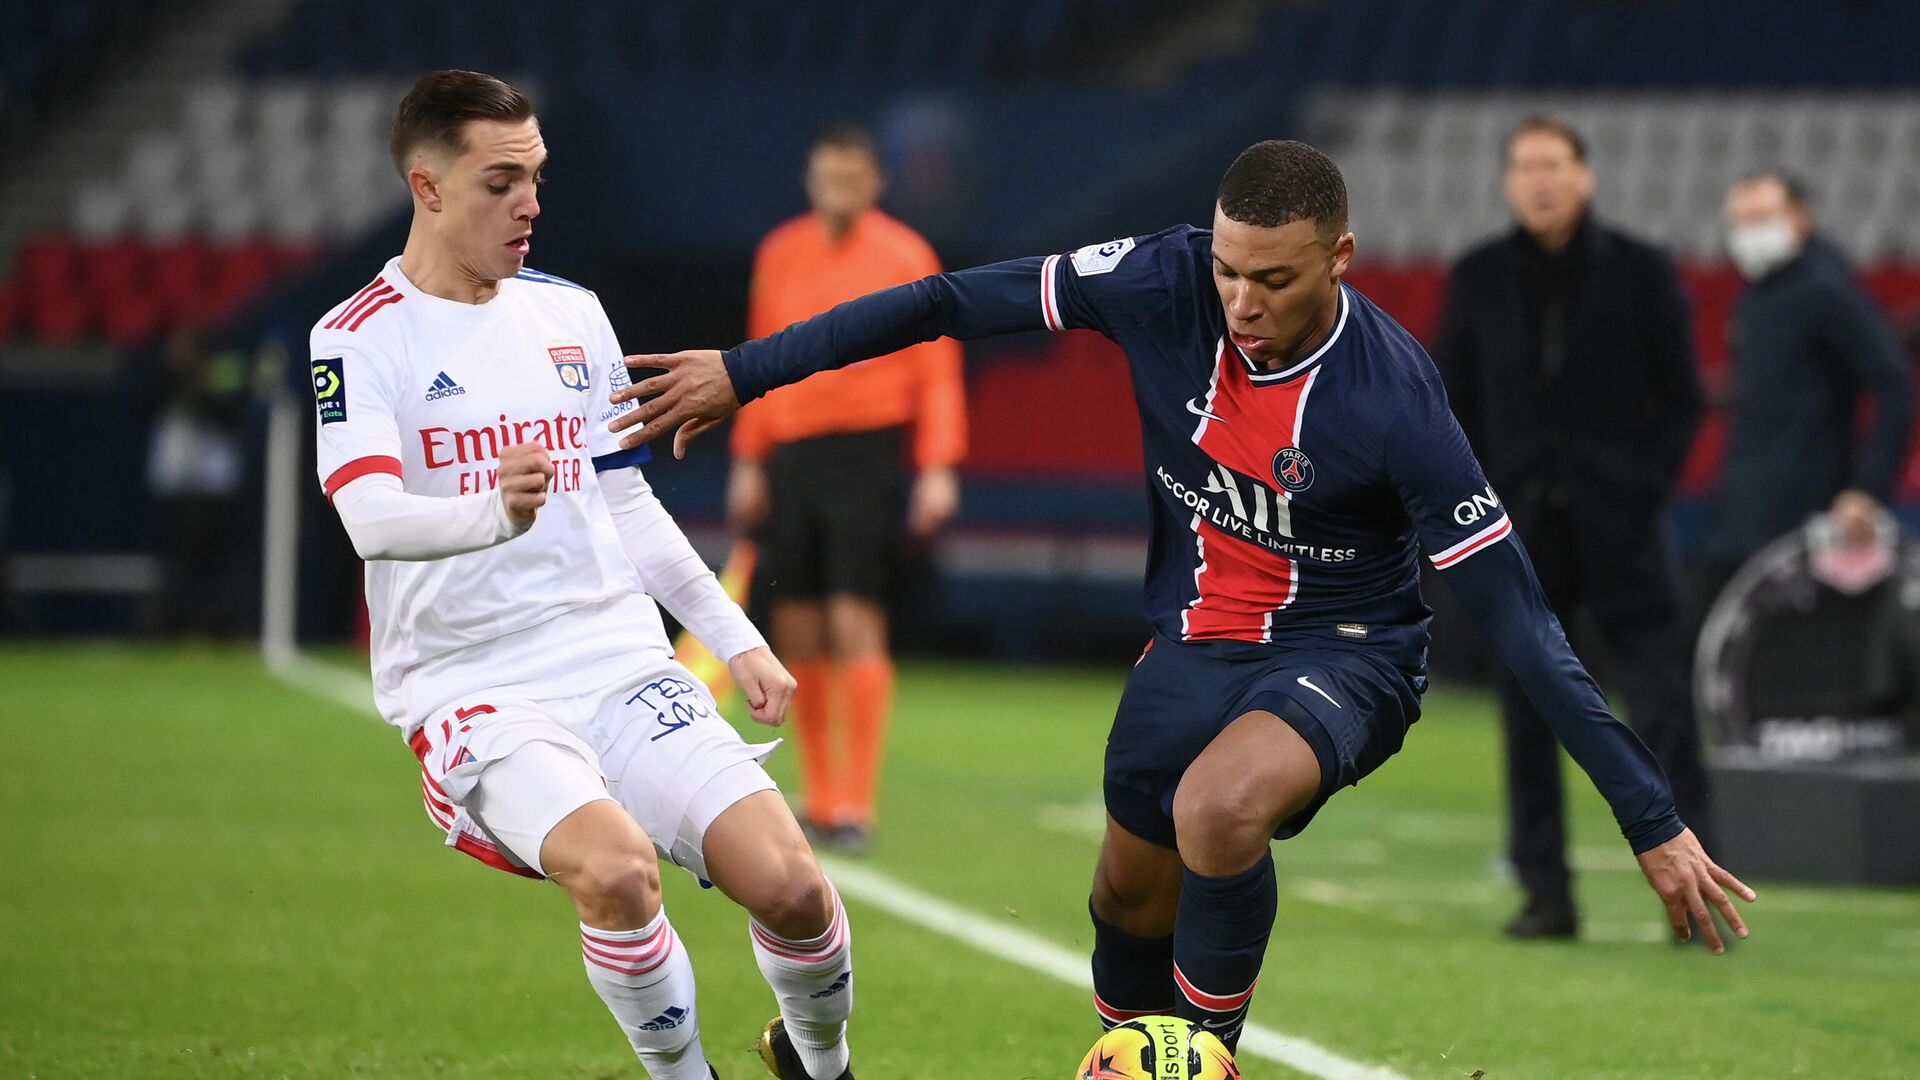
[548,344,591,392]
[1272,447,1314,493]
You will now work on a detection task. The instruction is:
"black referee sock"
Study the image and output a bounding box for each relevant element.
[1172,853,1277,1052]
[1089,900,1175,1030]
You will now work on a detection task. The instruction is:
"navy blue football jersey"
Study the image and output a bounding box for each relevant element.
[1035,226,1508,670]
[720,222,1684,852]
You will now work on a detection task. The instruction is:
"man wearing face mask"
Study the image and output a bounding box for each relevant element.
[1709,173,1913,595]
[1434,116,1711,941]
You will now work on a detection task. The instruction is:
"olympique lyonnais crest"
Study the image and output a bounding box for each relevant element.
[1272,447,1315,493]
[548,344,590,392]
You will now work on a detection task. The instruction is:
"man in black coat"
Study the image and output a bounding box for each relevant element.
[1434,117,1711,939]
[1709,173,1913,584]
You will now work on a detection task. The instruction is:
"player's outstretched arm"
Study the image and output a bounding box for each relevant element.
[331,442,552,561]
[609,259,1056,457]
[1442,538,1756,951]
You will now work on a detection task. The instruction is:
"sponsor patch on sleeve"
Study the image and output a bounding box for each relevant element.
[311,358,347,424]
[1068,237,1136,277]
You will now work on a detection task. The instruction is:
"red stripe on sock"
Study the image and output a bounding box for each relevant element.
[1174,965,1256,1012]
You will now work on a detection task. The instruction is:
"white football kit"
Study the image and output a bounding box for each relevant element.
[311,257,775,882]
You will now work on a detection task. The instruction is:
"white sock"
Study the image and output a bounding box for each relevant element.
[581,910,708,1080]
[749,885,853,1080]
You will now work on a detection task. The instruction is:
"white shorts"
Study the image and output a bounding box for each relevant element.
[407,657,779,883]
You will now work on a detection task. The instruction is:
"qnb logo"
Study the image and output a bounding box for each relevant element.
[1453,485,1502,526]
[637,1006,689,1031]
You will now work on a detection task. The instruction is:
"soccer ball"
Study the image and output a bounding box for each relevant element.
[1077,1016,1241,1079]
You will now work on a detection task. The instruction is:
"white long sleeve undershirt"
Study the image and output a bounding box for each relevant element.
[331,467,765,662]
[598,466,767,662]
[331,472,524,561]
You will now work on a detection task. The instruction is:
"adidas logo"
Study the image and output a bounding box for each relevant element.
[637,1006,689,1031]
[425,371,467,401]
[809,970,852,999]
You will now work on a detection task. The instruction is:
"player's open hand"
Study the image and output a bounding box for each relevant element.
[610,349,739,459]
[1635,827,1756,953]
[498,441,555,532]
[728,646,797,727]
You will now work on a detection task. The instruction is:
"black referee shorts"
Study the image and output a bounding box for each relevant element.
[759,427,908,602]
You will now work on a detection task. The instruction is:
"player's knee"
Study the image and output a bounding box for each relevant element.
[1173,769,1296,854]
[751,859,834,939]
[568,848,662,920]
[1091,861,1148,918]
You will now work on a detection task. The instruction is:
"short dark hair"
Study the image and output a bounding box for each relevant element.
[1216,140,1349,239]
[808,121,879,164]
[389,70,534,176]
[1741,170,1811,207]
[1506,115,1588,164]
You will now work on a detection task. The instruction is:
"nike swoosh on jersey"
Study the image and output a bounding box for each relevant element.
[1296,675,1341,708]
[1185,396,1227,424]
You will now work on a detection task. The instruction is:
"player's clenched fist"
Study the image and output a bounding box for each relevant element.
[498,442,555,531]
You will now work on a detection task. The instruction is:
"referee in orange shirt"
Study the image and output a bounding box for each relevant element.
[728,124,967,850]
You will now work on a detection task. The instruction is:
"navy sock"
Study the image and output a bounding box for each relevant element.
[1089,900,1175,1029]
[1173,853,1277,1051]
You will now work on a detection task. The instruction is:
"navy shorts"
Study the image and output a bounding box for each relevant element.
[1103,633,1426,850]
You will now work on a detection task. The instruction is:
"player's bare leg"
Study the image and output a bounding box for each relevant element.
[1088,814,1184,1027]
[540,799,711,1079]
[1166,710,1323,1049]
[772,599,838,832]
[824,594,891,842]
[704,790,853,1080]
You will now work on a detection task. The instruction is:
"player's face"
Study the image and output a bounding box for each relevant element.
[1210,206,1354,366]
[805,145,882,234]
[1503,130,1592,240]
[428,117,545,282]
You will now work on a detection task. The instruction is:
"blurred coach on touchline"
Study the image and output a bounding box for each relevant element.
[1704,172,1914,595]
[1434,116,1711,941]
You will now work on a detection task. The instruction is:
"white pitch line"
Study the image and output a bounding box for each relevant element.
[819,857,1415,1080]
[266,653,1416,1080]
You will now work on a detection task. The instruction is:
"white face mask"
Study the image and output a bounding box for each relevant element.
[1726,218,1800,280]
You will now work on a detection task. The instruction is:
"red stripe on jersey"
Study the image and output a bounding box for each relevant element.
[326,277,385,329]
[1193,339,1316,480]
[323,455,402,500]
[1430,514,1512,569]
[329,281,392,330]
[1179,340,1319,642]
[345,290,405,331]
[1180,515,1297,642]
[1040,254,1063,331]
[1174,964,1257,1011]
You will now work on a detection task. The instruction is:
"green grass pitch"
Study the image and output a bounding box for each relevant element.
[3,643,1917,1077]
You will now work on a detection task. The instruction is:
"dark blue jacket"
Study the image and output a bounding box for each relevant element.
[1711,238,1914,560]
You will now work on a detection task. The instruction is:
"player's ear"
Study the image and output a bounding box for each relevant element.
[1328,231,1356,280]
[407,159,442,212]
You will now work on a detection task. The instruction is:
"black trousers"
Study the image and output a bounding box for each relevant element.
[1499,501,1715,905]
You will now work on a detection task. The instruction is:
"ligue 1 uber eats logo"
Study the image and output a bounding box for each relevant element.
[311,358,346,424]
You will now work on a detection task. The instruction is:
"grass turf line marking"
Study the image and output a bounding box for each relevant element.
[267,653,1416,1080]
[818,857,1417,1080]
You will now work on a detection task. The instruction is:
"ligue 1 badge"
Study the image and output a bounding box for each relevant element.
[1272,447,1314,493]
[548,344,590,392]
